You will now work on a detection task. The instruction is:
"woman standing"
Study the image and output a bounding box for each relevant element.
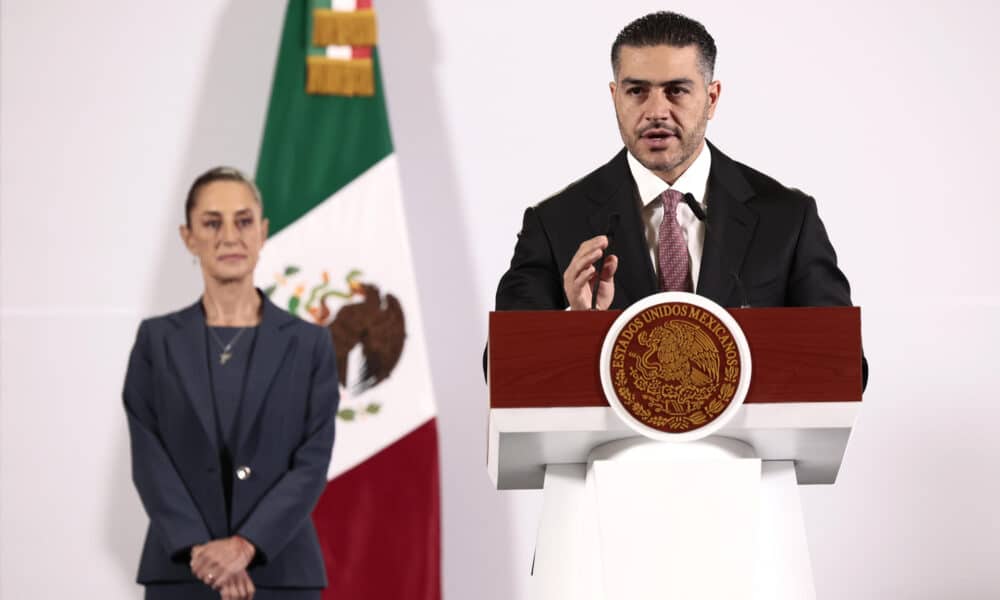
[123,167,339,599]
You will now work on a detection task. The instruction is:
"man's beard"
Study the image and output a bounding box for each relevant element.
[621,107,710,176]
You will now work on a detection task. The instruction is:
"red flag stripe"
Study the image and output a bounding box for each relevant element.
[313,418,441,599]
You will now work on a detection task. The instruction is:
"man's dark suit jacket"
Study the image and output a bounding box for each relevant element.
[123,294,339,589]
[496,141,853,310]
[494,141,867,383]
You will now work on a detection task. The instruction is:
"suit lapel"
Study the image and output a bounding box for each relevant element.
[165,301,218,449]
[697,142,759,306]
[586,149,657,307]
[234,296,295,454]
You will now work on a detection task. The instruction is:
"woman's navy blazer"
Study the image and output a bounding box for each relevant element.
[123,294,339,588]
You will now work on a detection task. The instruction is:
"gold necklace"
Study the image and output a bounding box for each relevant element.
[208,326,248,365]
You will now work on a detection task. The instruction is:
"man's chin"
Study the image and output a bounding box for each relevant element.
[633,150,679,174]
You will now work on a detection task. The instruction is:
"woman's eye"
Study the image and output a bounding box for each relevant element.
[203,220,221,229]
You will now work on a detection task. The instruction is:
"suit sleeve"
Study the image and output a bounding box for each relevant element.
[495,206,567,311]
[786,196,852,307]
[485,207,568,377]
[236,329,339,563]
[123,321,212,561]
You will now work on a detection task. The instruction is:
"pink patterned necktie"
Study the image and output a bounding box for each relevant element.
[657,189,693,292]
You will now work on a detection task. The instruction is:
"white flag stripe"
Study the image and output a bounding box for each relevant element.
[324,46,353,60]
[256,155,436,479]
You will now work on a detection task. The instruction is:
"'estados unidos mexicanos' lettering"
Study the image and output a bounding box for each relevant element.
[611,303,738,369]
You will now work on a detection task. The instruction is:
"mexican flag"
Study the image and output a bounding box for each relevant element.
[254,1,440,598]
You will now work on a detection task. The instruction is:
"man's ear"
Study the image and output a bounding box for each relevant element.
[706,80,722,119]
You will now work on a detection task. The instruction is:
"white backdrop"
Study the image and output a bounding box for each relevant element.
[2,1,999,598]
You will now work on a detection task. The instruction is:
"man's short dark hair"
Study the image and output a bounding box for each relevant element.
[611,12,717,82]
[184,166,263,226]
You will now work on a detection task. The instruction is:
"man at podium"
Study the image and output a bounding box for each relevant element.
[494,11,859,327]
[488,16,866,598]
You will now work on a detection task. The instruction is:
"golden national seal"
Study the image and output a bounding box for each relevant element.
[608,302,742,433]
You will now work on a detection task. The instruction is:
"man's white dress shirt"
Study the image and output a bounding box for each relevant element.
[626,143,712,290]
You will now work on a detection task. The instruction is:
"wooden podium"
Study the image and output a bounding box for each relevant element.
[487,307,863,599]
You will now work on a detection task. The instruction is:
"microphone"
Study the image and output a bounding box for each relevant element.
[682,192,706,221]
[591,213,620,310]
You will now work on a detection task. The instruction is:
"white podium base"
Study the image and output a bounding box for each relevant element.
[530,436,816,600]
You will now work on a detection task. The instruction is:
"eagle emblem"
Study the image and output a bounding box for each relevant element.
[264,267,407,421]
[634,321,720,415]
[609,301,742,433]
[327,278,406,394]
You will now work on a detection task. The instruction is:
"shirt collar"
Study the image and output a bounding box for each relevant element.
[626,141,713,208]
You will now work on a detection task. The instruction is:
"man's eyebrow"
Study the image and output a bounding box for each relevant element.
[621,77,695,87]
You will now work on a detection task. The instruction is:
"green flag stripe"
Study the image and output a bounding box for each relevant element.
[256,0,393,236]
[306,0,332,56]
[311,0,332,13]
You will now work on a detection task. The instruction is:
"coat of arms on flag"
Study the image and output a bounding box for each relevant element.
[264,268,407,421]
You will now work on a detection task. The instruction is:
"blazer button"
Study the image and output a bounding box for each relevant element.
[236,466,252,480]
